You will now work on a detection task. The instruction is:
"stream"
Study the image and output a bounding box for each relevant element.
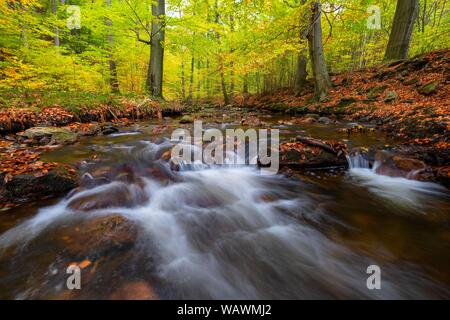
[0,113,449,299]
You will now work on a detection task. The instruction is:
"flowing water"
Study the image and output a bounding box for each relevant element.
[0,115,449,299]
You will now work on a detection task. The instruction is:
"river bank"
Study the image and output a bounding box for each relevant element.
[1,49,449,209]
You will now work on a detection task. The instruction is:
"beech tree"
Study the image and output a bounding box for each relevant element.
[307,1,332,101]
[146,0,166,98]
[384,0,420,61]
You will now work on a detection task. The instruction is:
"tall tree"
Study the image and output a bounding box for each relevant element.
[51,0,59,46]
[146,0,165,98]
[384,0,420,61]
[106,0,119,93]
[307,1,332,101]
[294,0,308,96]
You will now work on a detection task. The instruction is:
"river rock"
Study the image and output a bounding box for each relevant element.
[110,281,159,300]
[304,113,320,120]
[67,181,148,211]
[374,151,427,178]
[60,215,138,256]
[280,137,348,168]
[179,115,194,124]
[318,117,332,124]
[19,127,78,145]
[418,81,439,96]
[384,91,398,103]
[102,125,119,135]
[1,169,77,203]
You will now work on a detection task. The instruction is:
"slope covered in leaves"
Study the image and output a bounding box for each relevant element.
[240,49,449,147]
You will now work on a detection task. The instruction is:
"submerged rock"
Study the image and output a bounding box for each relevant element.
[110,281,159,300]
[67,181,148,211]
[60,215,138,257]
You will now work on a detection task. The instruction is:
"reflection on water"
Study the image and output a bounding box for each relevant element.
[0,119,449,299]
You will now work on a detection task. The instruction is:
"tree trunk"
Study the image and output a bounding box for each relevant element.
[196,59,201,100]
[384,0,419,61]
[106,0,119,93]
[220,63,230,105]
[307,1,332,101]
[146,0,165,98]
[181,59,186,100]
[294,53,307,96]
[188,55,194,104]
[243,73,249,105]
[51,0,60,47]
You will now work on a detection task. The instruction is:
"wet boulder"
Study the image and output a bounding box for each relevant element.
[59,215,139,257]
[374,151,428,179]
[2,169,77,203]
[280,136,348,168]
[102,125,119,135]
[318,117,332,124]
[110,281,159,300]
[67,181,148,211]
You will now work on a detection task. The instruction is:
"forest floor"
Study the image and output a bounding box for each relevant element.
[234,48,449,146]
[0,48,449,209]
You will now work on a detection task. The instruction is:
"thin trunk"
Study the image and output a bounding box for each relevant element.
[206,59,211,98]
[181,59,186,100]
[106,0,119,93]
[243,73,249,105]
[307,1,332,101]
[214,1,229,105]
[146,0,165,98]
[188,55,194,104]
[220,64,230,105]
[229,14,235,101]
[294,0,308,95]
[196,60,201,100]
[51,0,59,46]
[384,0,419,61]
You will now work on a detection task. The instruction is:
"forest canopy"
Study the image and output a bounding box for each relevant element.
[0,0,449,101]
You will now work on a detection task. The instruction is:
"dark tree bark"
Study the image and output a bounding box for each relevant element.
[307,1,332,101]
[146,0,165,98]
[294,53,307,96]
[294,1,309,96]
[384,0,419,61]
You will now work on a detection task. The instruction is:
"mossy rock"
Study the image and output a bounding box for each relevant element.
[21,127,78,145]
[418,81,439,96]
[179,115,194,123]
